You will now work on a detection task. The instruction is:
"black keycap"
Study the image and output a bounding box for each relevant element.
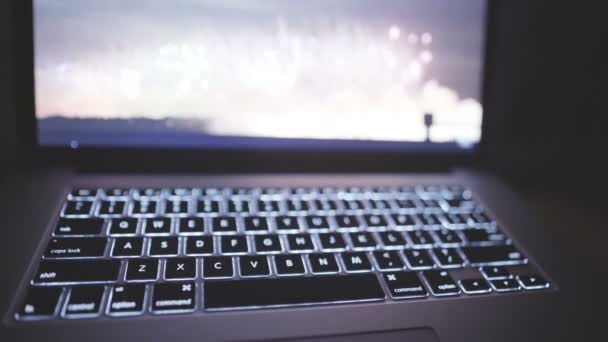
[109,218,138,235]
[319,187,338,195]
[165,200,188,215]
[459,278,491,294]
[104,188,130,198]
[314,199,337,211]
[378,231,406,248]
[200,188,222,196]
[406,230,434,247]
[274,255,306,275]
[33,260,120,284]
[349,232,377,250]
[318,232,347,250]
[383,271,428,299]
[165,258,197,279]
[369,199,391,210]
[18,287,62,318]
[461,245,526,266]
[395,199,417,210]
[64,200,94,216]
[112,237,144,257]
[518,275,550,290]
[461,229,506,245]
[471,212,493,225]
[373,251,405,270]
[169,188,194,197]
[185,236,214,255]
[64,285,105,316]
[98,201,126,216]
[403,249,435,269]
[391,214,416,228]
[291,189,314,198]
[443,213,468,226]
[490,278,521,292]
[230,187,254,196]
[421,199,441,209]
[152,282,196,312]
[204,274,385,309]
[261,187,284,196]
[305,216,330,230]
[143,217,172,235]
[341,252,373,272]
[203,256,234,278]
[480,266,510,279]
[227,199,250,213]
[342,200,365,211]
[363,214,388,228]
[422,270,460,296]
[286,199,310,212]
[239,256,271,277]
[416,213,442,227]
[149,237,178,256]
[108,284,146,315]
[244,216,269,232]
[221,235,249,254]
[308,253,340,273]
[254,234,282,253]
[44,237,107,258]
[131,200,158,215]
[197,199,221,214]
[286,234,315,251]
[126,259,159,281]
[165,200,189,215]
[212,217,238,233]
[178,217,205,234]
[432,248,465,268]
[434,230,462,246]
[71,189,99,198]
[134,188,162,198]
[257,200,280,213]
[55,218,104,236]
[275,216,300,231]
[334,215,359,230]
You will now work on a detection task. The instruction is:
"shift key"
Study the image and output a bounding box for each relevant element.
[33,260,120,284]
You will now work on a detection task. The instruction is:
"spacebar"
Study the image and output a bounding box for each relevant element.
[204,274,385,310]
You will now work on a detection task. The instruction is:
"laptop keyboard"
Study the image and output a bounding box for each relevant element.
[15,185,550,320]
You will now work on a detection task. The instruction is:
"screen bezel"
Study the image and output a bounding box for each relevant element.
[15,0,495,172]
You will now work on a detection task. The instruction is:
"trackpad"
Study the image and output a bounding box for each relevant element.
[275,328,439,342]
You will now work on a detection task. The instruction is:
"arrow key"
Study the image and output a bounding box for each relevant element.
[459,278,491,294]
[517,274,549,290]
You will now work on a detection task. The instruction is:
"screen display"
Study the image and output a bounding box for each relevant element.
[34,0,486,151]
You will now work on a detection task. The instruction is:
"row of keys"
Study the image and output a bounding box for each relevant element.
[43,234,519,261]
[18,271,548,319]
[55,215,500,238]
[34,246,527,285]
[62,197,487,218]
[69,185,473,201]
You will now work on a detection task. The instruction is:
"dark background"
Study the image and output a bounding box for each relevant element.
[0,0,16,171]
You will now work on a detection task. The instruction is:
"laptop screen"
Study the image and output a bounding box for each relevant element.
[34,0,487,152]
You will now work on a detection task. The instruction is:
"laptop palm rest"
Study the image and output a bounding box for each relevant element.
[261,328,440,342]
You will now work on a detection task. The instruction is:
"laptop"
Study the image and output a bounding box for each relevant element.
[3,0,562,340]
